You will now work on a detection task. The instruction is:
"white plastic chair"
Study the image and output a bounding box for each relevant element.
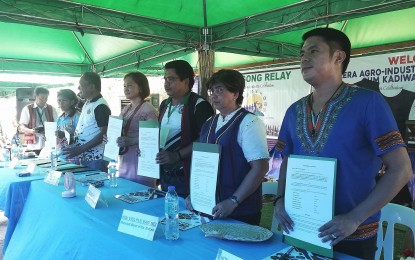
[375,203,415,260]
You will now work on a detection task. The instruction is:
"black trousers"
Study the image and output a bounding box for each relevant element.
[231,212,262,226]
[334,235,377,260]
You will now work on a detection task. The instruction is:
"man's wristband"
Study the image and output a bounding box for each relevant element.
[273,195,284,206]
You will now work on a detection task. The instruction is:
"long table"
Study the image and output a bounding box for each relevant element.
[0,163,49,253]
[4,178,359,259]
[0,161,94,253]
[0,160,86,211]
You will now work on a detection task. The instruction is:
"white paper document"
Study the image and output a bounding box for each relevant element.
[138,121,160,179]
[190,143,220,216]
[284,155,337,251]
[64,130,70,143]
[103,116,123,161]
[44,121,57,149]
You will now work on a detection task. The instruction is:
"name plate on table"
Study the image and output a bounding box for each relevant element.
[27,162,37,173]
[85,184,102,209]
[215,249,243,260]
[118,209,159,241]
[8,158,19,169]
[44,170,62,186]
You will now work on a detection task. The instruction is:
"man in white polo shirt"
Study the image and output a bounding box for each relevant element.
[61,72,111,172]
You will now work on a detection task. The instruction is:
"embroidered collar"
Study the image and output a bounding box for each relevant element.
[217,107,242,128]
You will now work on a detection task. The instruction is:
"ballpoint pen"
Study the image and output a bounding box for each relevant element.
[85,172,100,176]
[281,246,295,260]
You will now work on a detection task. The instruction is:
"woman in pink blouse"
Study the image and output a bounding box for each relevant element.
[117,72,158,187]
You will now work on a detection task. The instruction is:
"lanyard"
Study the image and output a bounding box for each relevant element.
[35,107,45,126]
[167,103,178,122]
[309,82,344,136]
[122,101,144,135]
[166,92,191,123]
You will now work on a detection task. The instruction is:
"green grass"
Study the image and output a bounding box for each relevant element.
[260,202,274,231]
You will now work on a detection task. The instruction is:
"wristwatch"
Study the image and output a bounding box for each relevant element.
[230,195,240,205]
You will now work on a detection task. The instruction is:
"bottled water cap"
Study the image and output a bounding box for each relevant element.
[168,186,175,191]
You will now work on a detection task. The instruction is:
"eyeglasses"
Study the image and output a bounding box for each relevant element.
[208,87,226,96]
[162,76,179,84]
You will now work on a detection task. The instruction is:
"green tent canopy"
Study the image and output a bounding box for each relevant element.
[0,0,414,93]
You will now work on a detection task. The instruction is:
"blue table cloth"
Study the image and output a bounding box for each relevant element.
[0,164,46,211]
[0,161,91,253]
[0,164,48,253]
[4,178,359,260]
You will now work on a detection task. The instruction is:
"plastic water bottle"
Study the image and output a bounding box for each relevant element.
[2,146,10,163]
[108,160,118,188]
[10,144,19,161]
[50,147,58,169]
[18,145,25,160]
[165,186,179,240]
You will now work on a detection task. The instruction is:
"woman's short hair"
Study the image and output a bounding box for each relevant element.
[206,69,245,105]
[124,72,150,99]
[164,60,195,91]
[57,89,78,110]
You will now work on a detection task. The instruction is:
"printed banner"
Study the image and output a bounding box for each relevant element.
[343,50,415,97]
[241,51,415,138]
[242,66,310,138]
[344,50,415,137]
